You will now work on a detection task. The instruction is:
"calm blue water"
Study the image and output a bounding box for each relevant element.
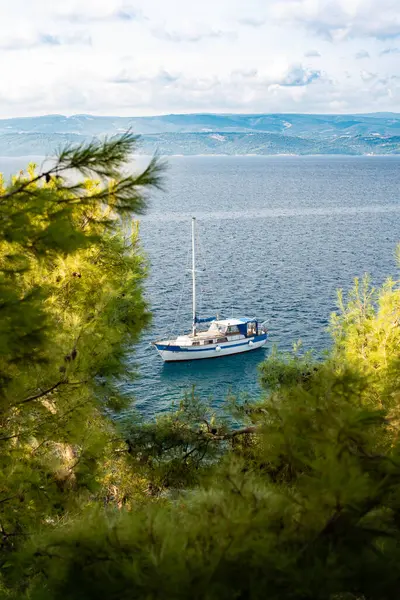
[1,155,400,416]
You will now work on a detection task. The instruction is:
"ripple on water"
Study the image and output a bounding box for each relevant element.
[119,156,400,418]
[2,155,398,419]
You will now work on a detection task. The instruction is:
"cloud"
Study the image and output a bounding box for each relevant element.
[0,37,35,51]
[0,32,91,51]
[110,72,140,85]
[38,34,62,46]
[152,27,236,43]
[238,17,265,27]
[2,57,400,118]
[279,64,322,86]
[110,69,180,85]
[355,49,370,59]
[304,49,321,57]
[231,68,258,79]
[360,70,377,81]
[97,62,398,115]
[380,47,400,55]
[109,63,323,100]
[0,0,399,117]
[58,4,144,24]
[113,6,142,21]
[270,0,400,41]
[42,33,92,46]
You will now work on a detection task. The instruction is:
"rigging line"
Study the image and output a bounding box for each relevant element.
[197,230,208,322]
[195,227,204,320]
[167,238,191,340]
[196,229,206,320]
[197,234,214,318]
[196,221,222,318]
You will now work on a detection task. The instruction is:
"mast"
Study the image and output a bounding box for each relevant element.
[191,217,197,336]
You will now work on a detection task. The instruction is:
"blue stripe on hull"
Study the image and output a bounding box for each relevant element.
[163,346,266,362]
[155,334,267,353]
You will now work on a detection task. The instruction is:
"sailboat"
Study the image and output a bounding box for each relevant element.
[152,217,268,362]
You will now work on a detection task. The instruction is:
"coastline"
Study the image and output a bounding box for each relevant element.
[1,153,400,160]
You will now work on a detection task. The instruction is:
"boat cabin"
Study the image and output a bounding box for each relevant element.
[175,318,260,347]
[208,318,258,337]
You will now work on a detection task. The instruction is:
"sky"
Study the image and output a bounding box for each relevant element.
[0,0,400,117]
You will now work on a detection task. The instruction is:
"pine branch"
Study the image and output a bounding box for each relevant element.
[0,168,56,202]
[17,380,68,405]
[182,445,202,462]
[209,426,259,440]
[0,434,20,443]
[228,426,259,438]
[0,132,165,209]
[0,495,19,505]
[56,131,139,179]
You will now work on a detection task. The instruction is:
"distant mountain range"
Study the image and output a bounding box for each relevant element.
[1,113,400,156]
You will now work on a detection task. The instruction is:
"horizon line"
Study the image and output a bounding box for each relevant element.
[1,110,400,120]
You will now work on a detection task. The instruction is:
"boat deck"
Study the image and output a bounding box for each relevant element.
[189,331,227,340]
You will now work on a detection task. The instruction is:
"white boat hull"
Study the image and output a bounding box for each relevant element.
[154,334,268,362]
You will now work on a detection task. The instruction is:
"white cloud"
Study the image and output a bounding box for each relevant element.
[0,32,91,51]
[109,64,323,95]
[238,17,266,27]
[304,49,321,57]
[152,26,236,43]
[0,0,399,116]
[380,47,400,55]
[270,0,400,41]
[280,64,322,86]
[360,70,377,81]
[355,49,370,59]
[56,3,144,23]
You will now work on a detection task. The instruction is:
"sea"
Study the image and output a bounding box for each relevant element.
[1,155,400,418]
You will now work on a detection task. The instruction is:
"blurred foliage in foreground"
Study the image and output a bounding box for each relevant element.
[1,138,400,599]
[0,134,164,570]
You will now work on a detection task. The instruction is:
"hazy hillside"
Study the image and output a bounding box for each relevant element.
[0,113,400,156]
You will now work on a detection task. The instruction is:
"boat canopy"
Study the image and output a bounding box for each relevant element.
[194,316,216,324]
[213,317,257,326]
[211,317,258,336]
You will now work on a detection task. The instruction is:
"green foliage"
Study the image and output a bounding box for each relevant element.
[0,134,163,568]
[1,142,400,598]
[11,266,400,600]
[330,275,400,412]
[123,390,230,494]
[259,341,318,390]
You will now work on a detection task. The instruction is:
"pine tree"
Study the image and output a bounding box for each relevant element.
[2,136,400,599]
[13,254,400,600]
[0,134,163,568]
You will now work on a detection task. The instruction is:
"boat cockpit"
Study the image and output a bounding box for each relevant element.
[194,318,265,340]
